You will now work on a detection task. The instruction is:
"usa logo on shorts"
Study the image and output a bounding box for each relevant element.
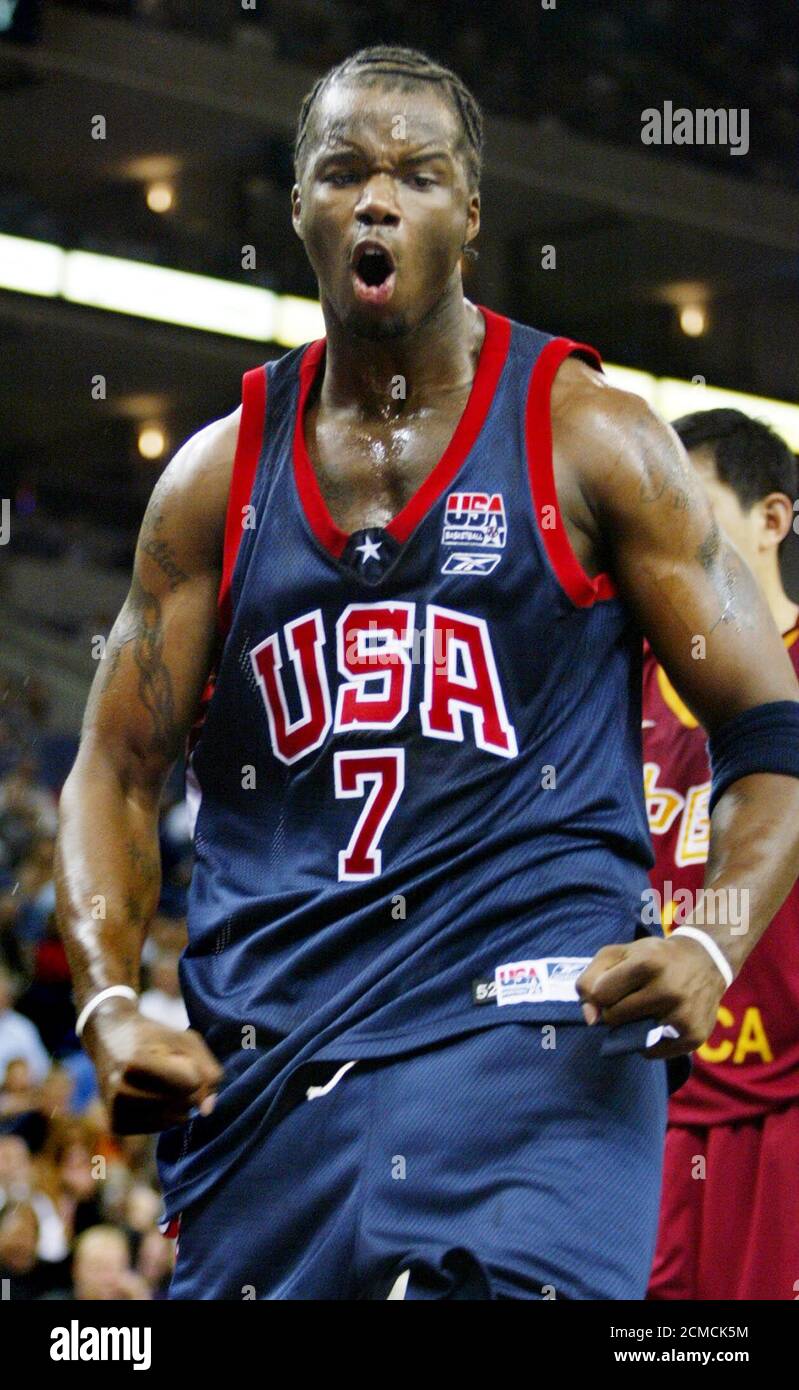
[495,962,543,1005]
[442,492,507,549]
[493,957,593,1006]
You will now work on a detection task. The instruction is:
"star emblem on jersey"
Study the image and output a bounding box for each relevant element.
[341,527,400,586]
[355,536,383,563]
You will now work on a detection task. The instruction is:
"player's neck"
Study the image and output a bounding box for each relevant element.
[758,563,799,635]
[317,287,483,419]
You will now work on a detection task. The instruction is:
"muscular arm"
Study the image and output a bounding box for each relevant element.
[55,408,239,1126]
[555,362,799,1054]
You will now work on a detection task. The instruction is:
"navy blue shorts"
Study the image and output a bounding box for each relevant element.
[167,1022,668,1300]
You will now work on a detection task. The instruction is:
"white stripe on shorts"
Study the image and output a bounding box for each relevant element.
[386,1269,410,1300]
[305,1059,358,1100]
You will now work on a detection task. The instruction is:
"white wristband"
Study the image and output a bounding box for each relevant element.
[671,926,734,989]
[75,985,139,1039]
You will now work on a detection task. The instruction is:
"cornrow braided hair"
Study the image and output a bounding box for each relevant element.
[293,45,484,192]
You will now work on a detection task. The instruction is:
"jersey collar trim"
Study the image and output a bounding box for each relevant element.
[292,304,511,559]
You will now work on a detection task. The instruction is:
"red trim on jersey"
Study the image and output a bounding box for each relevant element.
[217,365,267,636]
[525,337,617,607]
[185,366,266,767]
[293,336,341,555]
[388,307,511,543]
[292,305,511,559]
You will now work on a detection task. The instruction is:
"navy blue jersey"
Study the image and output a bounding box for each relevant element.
[157,304,655,1215]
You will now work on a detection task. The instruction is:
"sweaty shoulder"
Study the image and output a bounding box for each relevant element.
[143,406,242,577]
[550,355,696,522]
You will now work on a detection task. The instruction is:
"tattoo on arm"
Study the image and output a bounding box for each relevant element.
[125,838,161,933]
[633,420,756,636]
[127,838,160,890]
[139,505,189,592]
[93,488,187,701]
[696,517,721,572]
[116,932,140,981]
[636,427,692,512]
[129,574,180,757]
[697,520,756,636]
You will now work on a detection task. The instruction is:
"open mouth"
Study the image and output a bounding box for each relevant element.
[351,241,397,305]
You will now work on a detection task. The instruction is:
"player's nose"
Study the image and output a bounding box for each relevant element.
[354,175,401,227]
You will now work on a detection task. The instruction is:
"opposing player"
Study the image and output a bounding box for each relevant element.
[55,48,799,1299]
[645,409,799,1300]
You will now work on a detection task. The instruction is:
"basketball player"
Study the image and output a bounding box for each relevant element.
[54,48,799,1299]
[645,410,799,1300]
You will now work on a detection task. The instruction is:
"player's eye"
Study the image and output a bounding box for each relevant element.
[407,174,435,189]
[326,171,361,187]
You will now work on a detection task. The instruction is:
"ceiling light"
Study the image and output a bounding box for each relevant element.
[679,303,708,337]
[138,424,167,459]
[146,182,175,214]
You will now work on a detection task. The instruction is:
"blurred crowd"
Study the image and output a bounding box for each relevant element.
[0,662,193,1300]
[57,0,799,189]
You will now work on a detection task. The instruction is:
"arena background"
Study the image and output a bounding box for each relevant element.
[0,0,797,1301]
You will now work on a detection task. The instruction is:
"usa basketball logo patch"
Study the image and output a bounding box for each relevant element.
[495,958,592,1007]
[442,492,507,549]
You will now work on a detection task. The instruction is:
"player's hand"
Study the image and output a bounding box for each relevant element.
[576,934,727,1059]
[82,996,224,1134]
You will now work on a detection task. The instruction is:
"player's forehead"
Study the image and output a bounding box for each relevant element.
[309,78,460,163]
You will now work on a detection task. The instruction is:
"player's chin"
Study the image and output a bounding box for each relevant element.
[341,300,411,341]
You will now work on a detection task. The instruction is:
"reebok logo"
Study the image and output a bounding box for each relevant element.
[50,1320,151,1371]
[441,551,502,576]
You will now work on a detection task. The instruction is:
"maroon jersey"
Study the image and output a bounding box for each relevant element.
[642,625,799,1124]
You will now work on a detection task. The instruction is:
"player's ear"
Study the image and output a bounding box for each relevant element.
[465,189,480,247]
[291,184,304,241]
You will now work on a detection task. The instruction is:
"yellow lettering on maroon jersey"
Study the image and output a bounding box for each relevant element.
[733,1007,773,1064]
[698,1005,735,1063]
[697,1004,774,1065]
[643,762,684,833]
[656,664,699,730]
[675,783,711,866]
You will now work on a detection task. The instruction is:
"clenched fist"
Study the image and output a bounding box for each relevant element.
[82,996,223,1134]
[576,933,728,1059]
